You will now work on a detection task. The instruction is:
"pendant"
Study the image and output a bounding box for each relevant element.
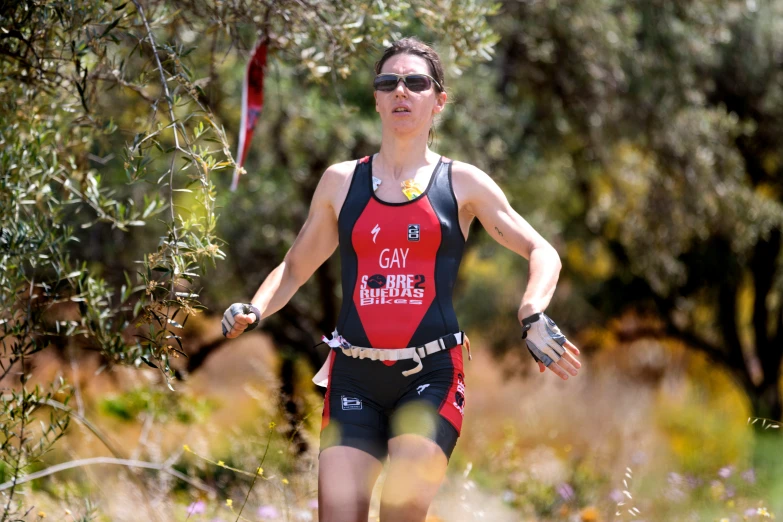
[401,179,424,200]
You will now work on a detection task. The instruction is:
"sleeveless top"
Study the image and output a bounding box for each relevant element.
[335,155,466,349]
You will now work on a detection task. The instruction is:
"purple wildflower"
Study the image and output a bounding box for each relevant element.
[685,474,702,489]
[257,505,280,519]
[718,466,734,478]
[609,489,624,503]
[631,451,648,465]
[665,473,687,502]
[307,499,318,510]
[187,501,206,515]
[556,483,575,501]
[742,468,756,484]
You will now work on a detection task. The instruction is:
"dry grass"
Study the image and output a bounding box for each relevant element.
[9,329,781,521]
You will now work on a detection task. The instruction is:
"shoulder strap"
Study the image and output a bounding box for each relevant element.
[338,156,373,224]
[427,157,460,230]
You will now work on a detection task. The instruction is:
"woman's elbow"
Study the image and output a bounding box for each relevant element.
[550,246,562,272]
[533,243,561,272]
[283,260,309,289]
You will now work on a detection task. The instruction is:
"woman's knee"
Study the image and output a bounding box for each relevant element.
[380,436,449,521]
[318,446,383,522]
[319,495,373,522]
[380,500,431,522]
[388,433,448,465]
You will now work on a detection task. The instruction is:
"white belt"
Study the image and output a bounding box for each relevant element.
[312,330,464,388]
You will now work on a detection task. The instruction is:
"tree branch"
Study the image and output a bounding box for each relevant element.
[665,323,741,370]
[0,456,214,494]
[41,399,125,459]
[131,0,182,288]
[718,272,745,363]
[615,319,754,393]
[751,228,782,380]
[90,70,157,103]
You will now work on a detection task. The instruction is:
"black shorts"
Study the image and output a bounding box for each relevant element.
[319,345,467,462]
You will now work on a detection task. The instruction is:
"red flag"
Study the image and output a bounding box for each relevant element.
[231,39,268,192]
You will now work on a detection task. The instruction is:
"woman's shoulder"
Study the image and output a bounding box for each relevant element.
[318,159,362,190]
[324,158,360,179]
[313,159,366,211]
[448,159,491,185]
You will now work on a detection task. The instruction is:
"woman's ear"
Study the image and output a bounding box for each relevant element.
[433,91,448,114]
[374,90,379,113]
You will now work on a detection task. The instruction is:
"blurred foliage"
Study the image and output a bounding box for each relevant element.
[99,387,215,423]
[456,0,783,428]
[655,360,751,475]
[0,380,71,519]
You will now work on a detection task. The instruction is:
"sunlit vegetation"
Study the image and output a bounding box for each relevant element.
[3,0,783,519]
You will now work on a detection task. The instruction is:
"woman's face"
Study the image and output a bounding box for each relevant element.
[374,53,447,138]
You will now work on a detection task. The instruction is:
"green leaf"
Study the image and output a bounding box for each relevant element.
[100,16,123,38]
[140,356,158,369]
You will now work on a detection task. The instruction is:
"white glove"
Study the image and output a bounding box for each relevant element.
[521,312,567,367]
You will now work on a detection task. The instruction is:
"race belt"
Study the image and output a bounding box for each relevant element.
[312,330,466,387]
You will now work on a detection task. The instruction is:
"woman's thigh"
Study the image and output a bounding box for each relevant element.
[380,433,449,522]
[318,446,384,522]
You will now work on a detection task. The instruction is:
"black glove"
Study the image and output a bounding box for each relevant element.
[222,303,262,337]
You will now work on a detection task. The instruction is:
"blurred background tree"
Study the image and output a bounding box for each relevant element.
[485,0,783,426]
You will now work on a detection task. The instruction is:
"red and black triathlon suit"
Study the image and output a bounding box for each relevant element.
[320,154,467,461]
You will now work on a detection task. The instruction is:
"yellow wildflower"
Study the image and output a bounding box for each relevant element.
[282,478,289,484]
[226,499,233,507]
[218,460,225,467]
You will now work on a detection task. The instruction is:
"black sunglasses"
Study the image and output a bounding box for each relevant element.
[373,73,442,93]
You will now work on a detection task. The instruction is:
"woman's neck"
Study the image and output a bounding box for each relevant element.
[375,131,437,181]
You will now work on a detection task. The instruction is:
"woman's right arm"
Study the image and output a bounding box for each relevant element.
[223,162,352,338]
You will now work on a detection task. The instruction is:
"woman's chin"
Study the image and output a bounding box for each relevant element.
[383,121,427,137]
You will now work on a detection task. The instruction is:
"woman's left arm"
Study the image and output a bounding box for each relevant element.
[452,161,581,379]
[453,162,560,316]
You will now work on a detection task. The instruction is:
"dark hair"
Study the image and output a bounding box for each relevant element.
[375,37,446,93]
[375,37,446,144]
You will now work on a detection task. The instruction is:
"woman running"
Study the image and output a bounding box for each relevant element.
[222,37,582,522]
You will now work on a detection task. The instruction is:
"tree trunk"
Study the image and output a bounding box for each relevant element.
[748,382,783,427]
